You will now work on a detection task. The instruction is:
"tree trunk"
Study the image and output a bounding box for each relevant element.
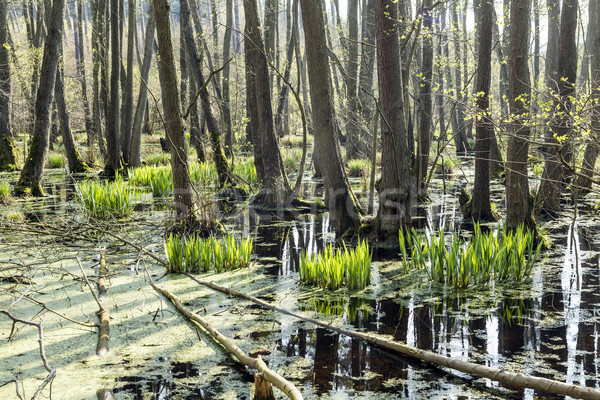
[470,0,495,221]
[105,0,121,175]
[55,50,89,173]
[417,0,433,199]
[577,0,599,192]
[222,0,234,155]
[536,0,578,217]
[16,0,64,196]
[300,0,362,234]
[0,0,18,171]
[181,0,236,188]
[345,0,360,159]
[72,0,94,148]
[153,0,195,220]
[129,0,155,168]
[121,0,136,164]
[450,1,468,155]
[506,0,533,230]
[274,0,298,138]
[357,0,376,154]
[375,0,412,236]
[244,0,292,207]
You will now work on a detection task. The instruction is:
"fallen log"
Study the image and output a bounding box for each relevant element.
[86,225,600,400]
[145,271,303,400]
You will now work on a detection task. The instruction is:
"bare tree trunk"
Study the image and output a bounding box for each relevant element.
[417,0,433,199]
[222,0,234,155]
[357,0,376,154]
[469,0,495,221]
[450,0,468,155]
[345,0,360,159]
[121,0,136,164]
[506,0,534,230]
[244,0,292,207]
[129,1,155,168]
[16,0,64,196]
[153,0,196,221]
[577,0,599,192]
[0,0,18,171]
[181,0,236,188]
[274,0,297,138]
[105,0,121,175]
[300,0,362,234]
[375,0,411,237]
[536,0,578,217]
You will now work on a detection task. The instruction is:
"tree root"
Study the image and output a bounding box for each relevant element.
[145,271,303,400]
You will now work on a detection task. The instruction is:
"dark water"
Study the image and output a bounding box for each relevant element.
[6,167,600,399]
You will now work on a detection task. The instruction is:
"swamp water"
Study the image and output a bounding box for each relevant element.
[1,163,600,399]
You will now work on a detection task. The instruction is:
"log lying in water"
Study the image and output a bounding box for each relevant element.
[183,273,600,400]
[146,272,303,400]
[96,252,110,356]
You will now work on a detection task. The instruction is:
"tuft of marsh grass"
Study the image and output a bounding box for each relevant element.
[164,234,253,274]
[399,223,542,288]
[145,152,170,166]
[347,159,371,178]
[233,159,257,185]
[190,161,218,188]
[46,153,65,169]
[128,165,172,197]
[299,240,371,291]
[0,181,11,204]
[434,157,456,175]
[76,175,138,219]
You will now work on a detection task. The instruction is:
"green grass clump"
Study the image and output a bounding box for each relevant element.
[190,161,219,188]
[76,175,138,219]
[0,181,11,204]
[347,159,371,178]
[299,240,371,291]
[233,159,257,185]
[434,157,456,174]
[145,152,170,166]
[165,234,253,274]
[128,165,172,197]
[46,153,65,169]
[399,224,542,288]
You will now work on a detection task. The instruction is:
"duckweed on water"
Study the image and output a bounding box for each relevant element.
[165,234,253,274]
[299,240,371,291]
[76,176,138,219]
[399,224,541,288]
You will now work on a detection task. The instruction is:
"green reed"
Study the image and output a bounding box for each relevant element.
[399,223,541,288]
[299,240,371,291]
[164,234,253,274]
[76,175,137,219]
[128,165,172,197]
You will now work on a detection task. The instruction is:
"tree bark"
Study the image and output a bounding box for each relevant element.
[105,0,121,175]
[153,0,196,220]
[506,0,534,230]
[470,0,495,221]
[375,0,412,236]
[536,0,578,216]
[0,0,18,171]
[244,0,292,207]
[16,0,64,195]
[222,0,234,155]
[181,0,236,188]
[121,0,136,164]
[417,0,433,199]
[345,0,360,159]
[129,0,155,168]
[300,0,362,234]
